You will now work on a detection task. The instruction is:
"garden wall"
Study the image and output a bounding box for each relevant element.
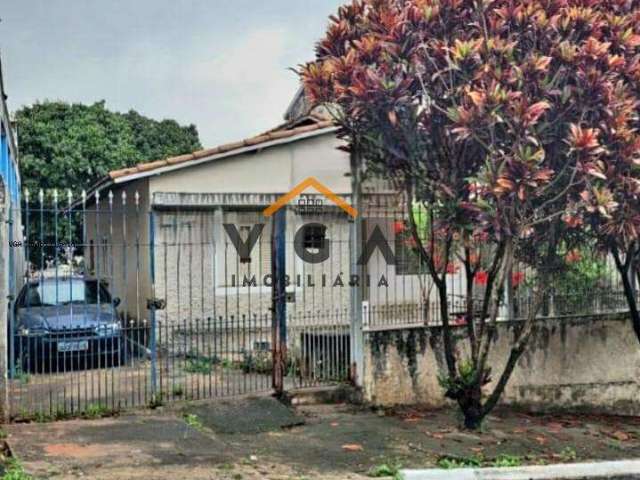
[363,314,640,415]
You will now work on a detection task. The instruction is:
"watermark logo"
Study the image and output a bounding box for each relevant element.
[263,176,357,218]
[224,177,395,289]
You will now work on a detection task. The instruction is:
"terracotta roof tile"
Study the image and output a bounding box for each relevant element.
[136,159,168,172]
[166,153,195,165]
[107,118,335,181]
[267,129,295,140]
[217,141,245,153]
[244,134,272,146]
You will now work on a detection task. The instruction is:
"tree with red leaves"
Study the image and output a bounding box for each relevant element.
[301,0,640,429]
[564,28,640,346]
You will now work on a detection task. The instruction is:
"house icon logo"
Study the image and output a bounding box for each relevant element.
[263,177,358,218]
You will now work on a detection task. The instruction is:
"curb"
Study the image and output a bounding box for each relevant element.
[401,460,640,480]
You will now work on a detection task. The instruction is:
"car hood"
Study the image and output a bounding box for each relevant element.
[17,304,118,331]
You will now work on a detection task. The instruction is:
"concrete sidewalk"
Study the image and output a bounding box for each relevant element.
[5,400,640,479]
[402,460,640,479]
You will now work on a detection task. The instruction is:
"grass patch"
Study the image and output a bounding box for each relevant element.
[240,352,272,374]
[368,461,402,479]
[183,413,204,431]
[491,454,522,468]
[13,367,30,386]
[2,458,32,480]
[559,446,577,462]
[82,404,111,419]
[15,404,117,423]
[436,455,482,469]
[184,356,217,374]
[436,454,522,470]
[172,384,184,397]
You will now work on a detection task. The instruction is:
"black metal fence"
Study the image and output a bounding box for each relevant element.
[5,189,632,420]
[360,194,629,330]
[8,190,354,420]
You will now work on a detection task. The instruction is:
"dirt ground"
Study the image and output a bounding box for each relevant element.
[5,398,640,479]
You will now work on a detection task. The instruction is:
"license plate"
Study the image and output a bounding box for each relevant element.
[57,340,89,352]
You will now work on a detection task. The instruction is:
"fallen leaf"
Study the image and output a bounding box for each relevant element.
[342,444,363,452]
[432,433,445,440]
[611,430,630,441]
[330,422,339,427]
[470,447,484,453]
[547,422,563,431]
[535,435,547,445]
[513,428,526,434]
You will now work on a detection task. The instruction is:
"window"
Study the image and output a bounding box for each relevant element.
[220,217,272,287]
[301,224,326,250]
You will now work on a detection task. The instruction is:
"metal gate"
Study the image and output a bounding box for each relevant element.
[7,190,352,420]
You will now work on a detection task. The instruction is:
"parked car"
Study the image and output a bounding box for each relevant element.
[11,276,123,373]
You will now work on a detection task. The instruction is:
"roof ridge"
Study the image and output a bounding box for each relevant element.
[108,119,335,181]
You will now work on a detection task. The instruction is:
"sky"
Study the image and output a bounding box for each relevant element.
[0,0,344,148]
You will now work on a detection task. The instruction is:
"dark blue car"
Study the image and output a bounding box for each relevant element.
[12,276,123,373]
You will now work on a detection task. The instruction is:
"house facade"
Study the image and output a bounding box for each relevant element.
[83,97,465,333]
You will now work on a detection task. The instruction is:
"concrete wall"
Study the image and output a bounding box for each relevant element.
[363,315,640,416]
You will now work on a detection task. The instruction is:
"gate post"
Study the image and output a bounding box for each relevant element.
[0,181,10,421]
[271,207,287,395]
[349,148,365,387]
[148,210,158,401]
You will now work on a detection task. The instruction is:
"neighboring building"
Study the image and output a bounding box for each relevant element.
[0,56,20,207]
[82,93,461,329]
[0,55,24,296]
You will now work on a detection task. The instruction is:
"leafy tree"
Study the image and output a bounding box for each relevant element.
[15,100,202,265]
[16,100,201,193]
[568,31,640,344]
[122,110,201,166]
[301,0,639,428]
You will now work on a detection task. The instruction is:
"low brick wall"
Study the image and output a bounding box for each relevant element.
[363,315,640,415]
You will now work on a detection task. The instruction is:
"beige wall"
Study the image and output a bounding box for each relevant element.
[151,207,352,326]
[363,315,640,415]
[85,179,152,324]
[149,133,351,196]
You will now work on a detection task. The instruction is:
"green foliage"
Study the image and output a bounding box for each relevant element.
[82,404,110,419]
[559,447,577,462]
[16,101,201,264]
[555,250,608,293]
[1,459,31,480]
[184,356,218,375]
[437,358,478,398]
[436,455,482,469]
[491,454,522,468]
[410,203,430,241]
[148,394,164,409]
[13,366,30,386]
[17,101,201,194]
[241,351,272,374]
[183,413,203,431]
[172,384,185,397]
[368,461,402,479]
[437,454,521,470]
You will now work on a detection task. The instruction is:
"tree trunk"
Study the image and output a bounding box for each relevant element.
[459,385,484,430]
[617,261,640,345]
[612,248,640,345]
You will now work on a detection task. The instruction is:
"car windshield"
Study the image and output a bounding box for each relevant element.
[21,280,112,307]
